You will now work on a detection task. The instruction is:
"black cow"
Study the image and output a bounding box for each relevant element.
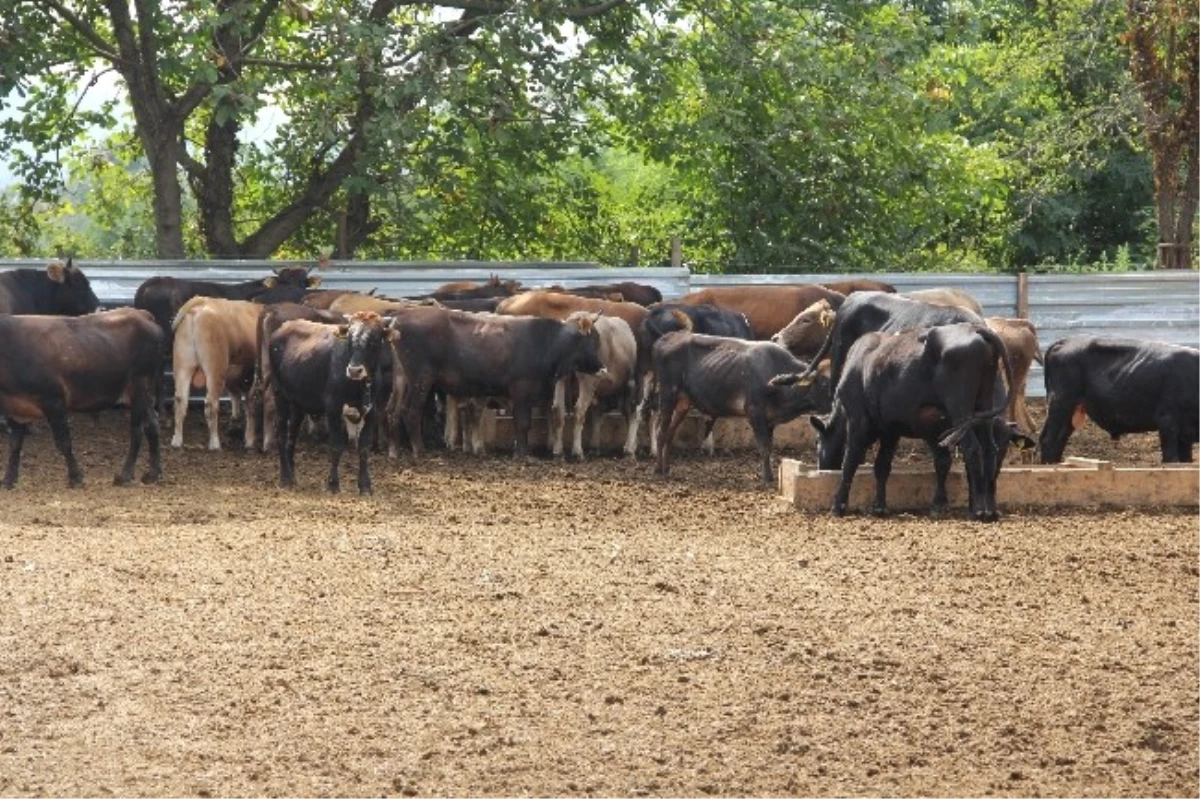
[812,322,1017,521]
[651,331,831,485]
[775,291,985,393]
[0,259,99,316]
[434,296,505,313]
[269,312,398,494]
[385,306,605,459]
[0,308,163,487]
[134,265,319,340]
[1039,336,1200,463]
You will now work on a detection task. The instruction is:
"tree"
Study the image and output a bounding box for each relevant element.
[1126,0,1198,269]
[2,0,640,258]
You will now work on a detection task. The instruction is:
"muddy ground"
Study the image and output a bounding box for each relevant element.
[0,401,1196,797]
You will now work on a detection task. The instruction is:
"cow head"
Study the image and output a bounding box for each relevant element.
[44,258,100,316]
[335,312,398,382]
[265,265,320,290]
[809,408,846,471]
[558,313,606,378]
[772,300,834,359]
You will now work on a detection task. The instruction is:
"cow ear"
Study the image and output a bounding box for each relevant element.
[307,276,322,288]
[64,257,76,272]
[810,415,828,434]
[819,308,834,328]
[334,324,350,339]
[387,319,401,343]
[576,316,594,335]
[46,262,66,283]
[263,276,278,289]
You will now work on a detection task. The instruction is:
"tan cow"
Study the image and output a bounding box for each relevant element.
[673,285,845,340]
[771,299,838,360]
[328,293,438,315]
[171,297,265,450]
[552,312,637,460]
[985,317,1043,437]
[902,287,984,316]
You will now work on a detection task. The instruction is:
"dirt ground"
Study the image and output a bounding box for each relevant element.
[0,401,1196,797]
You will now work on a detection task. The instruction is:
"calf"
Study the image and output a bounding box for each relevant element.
[251,303,347,452]
[985,317,1042,438]
[552,313,638,460]
[812,322,1016,521]
[0,259,99,316]
[0,308,163,487]
[638,304,754,457]
[772,299,837,361]
[652,331,831,485]
[170,297,264,450]
[269,312,398,494]
[386,306,605,459]
[674,285,846,340]
[1039,336,1199,463]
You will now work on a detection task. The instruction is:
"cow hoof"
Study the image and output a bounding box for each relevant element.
[358,485,373,496]
[975,510,1000,523]
[930,504,950,519]
[2,481,15,490]
[68,479,84,489]
[870,505,889,517]
[142,470,161,485]
[113,474,133,487]
[830,505,847,517]
[327,483,341,494]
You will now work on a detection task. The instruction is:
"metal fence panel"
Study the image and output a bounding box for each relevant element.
[3,259,1196,399]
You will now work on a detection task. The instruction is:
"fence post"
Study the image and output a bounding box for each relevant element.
[1016,270,1029,319]
[629,245,640,266]
[670,236,683,268]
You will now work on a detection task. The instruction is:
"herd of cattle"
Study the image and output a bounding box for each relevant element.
[0,260,1195,519]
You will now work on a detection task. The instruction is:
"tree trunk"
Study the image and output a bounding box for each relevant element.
[146,132,187,258]
[193,113,242,257]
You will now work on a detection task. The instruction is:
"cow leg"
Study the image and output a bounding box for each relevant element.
[325,409,346,494]
[1158,416,1182,463]
[276,401,298,488]
[550,379,568,459]
[749,415,776,487]
[403,380,431,458]
[356,409,374,495]
[229,392,243,423]
[572,376,597,461]
[3,421,29,489]
[262,381,278,453]
[45,407,83,488]
[171,360,197,448]
[957,428,991,521]
[116,391,150,486]
[140,394,163,484]
[832,427,872,517]
[926,444,952,516]
[702,418,717,456]
[469,402,486,455]
[513,402,533,460]
[626,373,653,460]
[655,391,690,477]
[203,379,223,451]
[443,395,460,450]
[871,434,899,516]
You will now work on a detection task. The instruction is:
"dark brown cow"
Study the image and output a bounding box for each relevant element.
[426,275,523,301]
[269,312,398,494]
[385,306,605,459]
[673,285,846,340]
[544,282,663,306]
[0,308,163,488]
[0,259,99,316]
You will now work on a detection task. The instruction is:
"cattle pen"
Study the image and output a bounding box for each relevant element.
[0,260,1196,797]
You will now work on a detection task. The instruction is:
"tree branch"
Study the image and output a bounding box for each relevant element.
[242,56,333,70]
[42,0,122,62]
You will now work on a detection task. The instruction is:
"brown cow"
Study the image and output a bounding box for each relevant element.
[673,285,845,340]
[0,308,163,488]
[772,299,838,361]
[171,297,265,450]
[429,274,523,300]
[822,279,895,295]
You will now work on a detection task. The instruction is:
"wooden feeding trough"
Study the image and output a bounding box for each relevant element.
[778,457,1200,512]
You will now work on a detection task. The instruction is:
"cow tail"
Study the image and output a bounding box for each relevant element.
[171,295,205,332]
[937,325,1013,449]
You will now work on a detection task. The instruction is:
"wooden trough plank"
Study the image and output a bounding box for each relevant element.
[778,458,1200,511]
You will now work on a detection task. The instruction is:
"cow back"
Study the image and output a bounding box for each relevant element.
[0,263,99,316]
[674,285,846,340]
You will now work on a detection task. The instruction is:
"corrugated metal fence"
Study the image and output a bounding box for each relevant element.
[4,259,1197,398]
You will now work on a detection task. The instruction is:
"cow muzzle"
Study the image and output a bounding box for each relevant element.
[346,364,369,381]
